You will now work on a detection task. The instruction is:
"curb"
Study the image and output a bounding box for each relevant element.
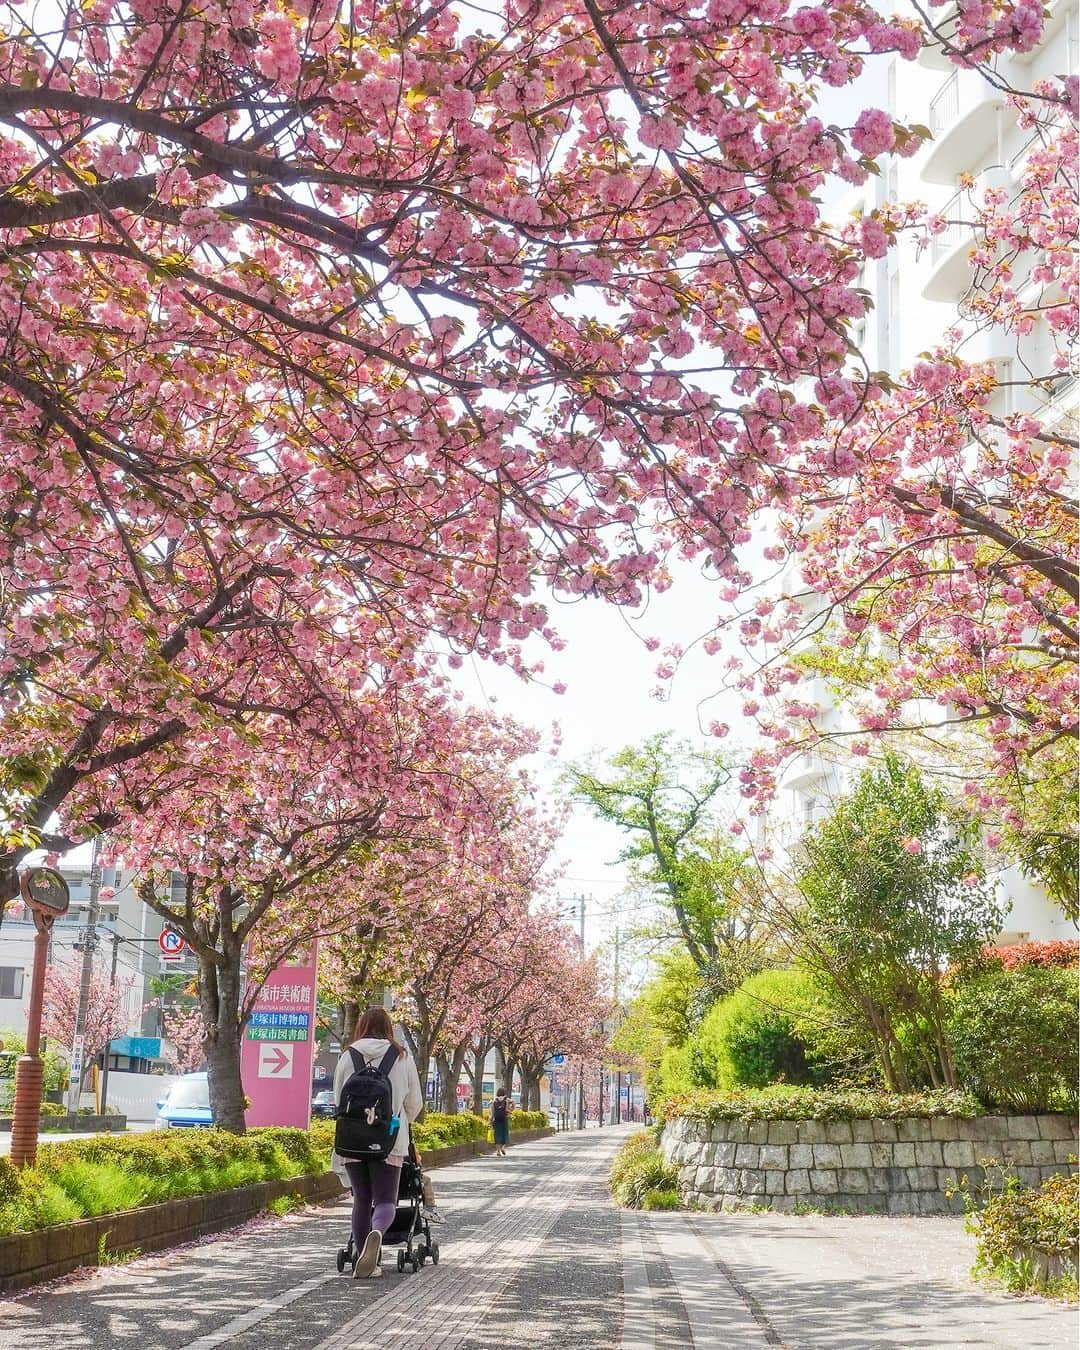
[0,1127,554,1292]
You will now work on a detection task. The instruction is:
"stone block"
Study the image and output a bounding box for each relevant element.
[1029,1140,1056,1166]
[931,1118,959,1141]
[809,1168,839,1194]
[1016,1167,1043,1189]
[739,1169,766,1197]
[1000,1140,1032,1166]
[759,1145,789,1170]
[916,1193,947,1215]
[954,1119,984,1142]
[976,1116,1008,1141]
[767,1120,798,1146]
[1006,1116,1042,1140]
[789,1144,814,1170]
[868,1143,893,1169]
[812,1143,842,1169]
[765,1170,787,1195]
[942,1140,975,1168]
[907,1167,937,1192]
[871,1120,899,1143]
[839,1143,873,1169]
[914,1142,943,1167]
[1053,1140,1078,1164]
[734,1143,760,1168]
[786,1169,812,1195]
[1039,1116,1077,1141]
[709,1123,730,1144]
[892,1142,916,1167]
[824,1121,853,1144]
[769,1195,797,1213]
[725,1121,750,1144]
[838,1168,870,1194]
[714,1142,738,1168]
[795,1121,827,1144]
[887,1192,918,1215]
[884,1166,909,1191]
[747,1121,770,1145]
[851,1120,875,1143]
[897,1118,932,1142]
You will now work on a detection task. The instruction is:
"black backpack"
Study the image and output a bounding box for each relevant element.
[334,1045,400,1160]
[492,1095,508,1122]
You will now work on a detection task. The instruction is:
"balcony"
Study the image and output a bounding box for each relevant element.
[921,72,1006,184]
[923,190,975,302]
[917,2,959,70]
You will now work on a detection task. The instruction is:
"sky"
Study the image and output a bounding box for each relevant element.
[450,560,749,983]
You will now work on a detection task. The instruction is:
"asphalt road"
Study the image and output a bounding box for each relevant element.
[0,1126,1074,1348]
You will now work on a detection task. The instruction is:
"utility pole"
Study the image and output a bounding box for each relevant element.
[97,932,120,1116]
[612,926,621,1125]
[67,837,103,1114]
[577,894,586,1130]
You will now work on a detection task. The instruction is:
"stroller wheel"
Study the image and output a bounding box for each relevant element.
[336,1248,346,1273]
[397,1249,406,1273]
[430,1242,440,1266]
[410,1254,421,1273]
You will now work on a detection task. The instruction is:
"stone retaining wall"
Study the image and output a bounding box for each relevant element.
[661,1114,1078,1214]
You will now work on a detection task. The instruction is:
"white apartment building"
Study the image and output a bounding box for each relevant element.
[774,10,1077,942]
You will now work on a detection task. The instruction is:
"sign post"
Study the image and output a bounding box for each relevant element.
[239,941,319,1128]
[12,868,70,1166]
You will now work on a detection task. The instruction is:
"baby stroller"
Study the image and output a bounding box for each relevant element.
[336,1153,440,1275]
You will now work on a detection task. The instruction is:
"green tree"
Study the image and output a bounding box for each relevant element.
[781,755,1002,1092]
[564,735,762,976]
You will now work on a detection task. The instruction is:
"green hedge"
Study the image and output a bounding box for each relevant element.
[949,965,1079,1113]
[971,1172,1079,1296]
[0,1126,325,1236]
[662,1085,983,1123]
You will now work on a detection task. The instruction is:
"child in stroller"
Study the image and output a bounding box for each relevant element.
[337,1145,441,1276]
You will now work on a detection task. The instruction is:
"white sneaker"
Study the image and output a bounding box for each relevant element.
[425,1206,445,1224]
[353,1231,382,1278]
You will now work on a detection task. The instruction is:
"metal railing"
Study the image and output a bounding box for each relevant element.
[929,190,967,265]
[929,72,960,137]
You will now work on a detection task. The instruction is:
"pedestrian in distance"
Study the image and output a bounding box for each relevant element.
[333,1006,423,1279]
[490,1086,511,1156]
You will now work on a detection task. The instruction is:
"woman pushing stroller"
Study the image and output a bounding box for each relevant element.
[333,1006,424,1278]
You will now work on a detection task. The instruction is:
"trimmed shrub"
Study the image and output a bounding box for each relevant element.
[689,969,849,1091]
[949,964,1079,1112]
[662,1085,982,1123]
[978,940,1079,971]
[609,1128,679,1209]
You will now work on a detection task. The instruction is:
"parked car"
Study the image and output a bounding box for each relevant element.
[311,1089,336,1119]
[155,1071,213,1129]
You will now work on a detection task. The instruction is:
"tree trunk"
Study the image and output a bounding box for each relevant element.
[470,1041,489,1116]
[436,1052,457,1114]
[341,999,359,1045]
[197,947,247,1133]
[503,1058,518,1098]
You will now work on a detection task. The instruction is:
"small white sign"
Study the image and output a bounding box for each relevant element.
[257,1042,294,1079]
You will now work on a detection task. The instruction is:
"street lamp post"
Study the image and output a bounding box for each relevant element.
[11,868,70,1167]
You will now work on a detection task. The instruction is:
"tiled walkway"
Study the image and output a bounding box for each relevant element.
[0,1127,1075,1348]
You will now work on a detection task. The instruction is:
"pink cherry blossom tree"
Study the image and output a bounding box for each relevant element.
[41,962,134,1081]
[0,0,942,910]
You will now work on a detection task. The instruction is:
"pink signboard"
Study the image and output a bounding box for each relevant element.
[240,940,319,1129]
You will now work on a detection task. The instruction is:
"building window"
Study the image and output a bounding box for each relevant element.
[0,968,25,999]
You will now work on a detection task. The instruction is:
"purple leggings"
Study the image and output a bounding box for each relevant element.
[345,1158,400,1245]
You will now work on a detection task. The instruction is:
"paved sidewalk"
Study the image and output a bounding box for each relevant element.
[0,1126,1075,1348]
